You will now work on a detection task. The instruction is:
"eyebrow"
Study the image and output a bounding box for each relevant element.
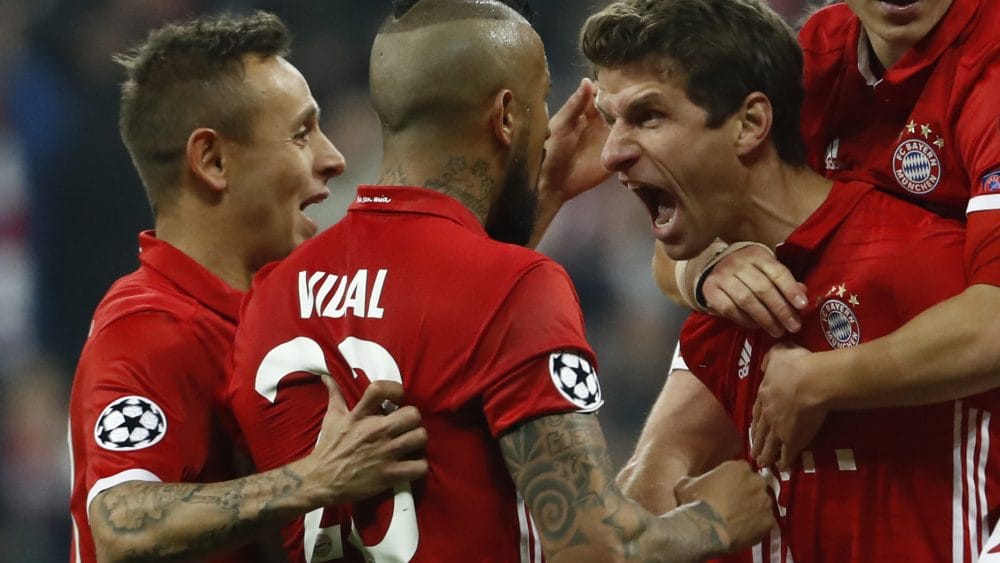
[294,104,320,129]
[595,90,664,124]
[625,92,665,113]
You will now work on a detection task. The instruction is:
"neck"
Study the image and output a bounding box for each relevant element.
[378,138,501,224]
[862,27,912,71]
[729,162,832,249]
[155,207,255,292]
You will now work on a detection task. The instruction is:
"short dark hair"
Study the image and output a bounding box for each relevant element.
[115,11,292,215]
[581,0,806,165]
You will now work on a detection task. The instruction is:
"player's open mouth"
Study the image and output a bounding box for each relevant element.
[630,182,676,231]
[299,190,330,234]
[300,190,329,215]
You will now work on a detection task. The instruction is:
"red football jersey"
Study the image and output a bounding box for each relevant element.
[68,232,252,563]
[229,186,602,563]
[680,182,1000,562]
[799,0,1000,285]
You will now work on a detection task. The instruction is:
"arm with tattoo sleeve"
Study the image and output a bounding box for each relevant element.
[89,379,427,563]
[500,412,773,563]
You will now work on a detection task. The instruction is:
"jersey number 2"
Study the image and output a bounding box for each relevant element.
[256,336,419,562]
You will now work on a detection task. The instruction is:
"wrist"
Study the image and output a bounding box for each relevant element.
[799,349,848,411]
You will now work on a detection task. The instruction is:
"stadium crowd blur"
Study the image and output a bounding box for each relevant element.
[0,0,811,559]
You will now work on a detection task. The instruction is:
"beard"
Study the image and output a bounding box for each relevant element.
[484,137,538,247]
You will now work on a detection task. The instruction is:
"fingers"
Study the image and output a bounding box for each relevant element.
[352,380,406,417]
[383,458,430,483]
[703,247,806,337]
[320,374,349,415]
[776,444,793,473]
[381,405,424,437]
[551,77,595,131]
[755,431,781,468]
[750,398,766,460]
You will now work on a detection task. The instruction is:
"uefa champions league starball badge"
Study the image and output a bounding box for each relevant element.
[94,395,167,451]
[549,351,603,411]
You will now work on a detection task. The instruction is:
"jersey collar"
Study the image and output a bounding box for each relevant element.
[349,186,487,236]
[854,0,979,85]
[776,181,874,275]
[138,231,244,323]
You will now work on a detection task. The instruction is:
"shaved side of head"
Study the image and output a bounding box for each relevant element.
[371,0,546,135]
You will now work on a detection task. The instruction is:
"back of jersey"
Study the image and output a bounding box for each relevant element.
[230,187,600,563]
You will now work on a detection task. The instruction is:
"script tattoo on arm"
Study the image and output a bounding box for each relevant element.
[90,466,304,562]
[499,412,730,563]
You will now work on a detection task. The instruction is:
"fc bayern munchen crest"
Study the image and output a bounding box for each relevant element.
[892,138,941,195]
[94,395,167,451]
[820,299,860,349]
[549,351,603,411]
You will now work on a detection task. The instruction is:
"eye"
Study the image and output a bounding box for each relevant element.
[292,127,310,144]
[637,110,665,128]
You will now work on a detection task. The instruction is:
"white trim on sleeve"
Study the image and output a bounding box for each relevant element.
[86,468,162,520]
[967,194,1000,214]
[669,342,689,372]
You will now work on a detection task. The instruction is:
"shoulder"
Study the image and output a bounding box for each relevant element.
[78,311,203,387]
[799,4,856,55]
[960,2,1000,64]
[90,268,199,336]
[853,186,964,238]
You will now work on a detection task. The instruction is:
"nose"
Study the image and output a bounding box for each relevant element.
[316,131,346,182]
[601,123,640,174]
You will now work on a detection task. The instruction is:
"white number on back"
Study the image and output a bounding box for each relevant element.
[255,336,418,562]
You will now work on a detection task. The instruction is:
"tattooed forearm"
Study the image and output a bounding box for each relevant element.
[90,466,305,562]
[501,414,643,555]
[500,413,734,563]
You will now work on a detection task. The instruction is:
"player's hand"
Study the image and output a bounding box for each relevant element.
[537,77,610,210]
[751,342,827,471]
[701,245,808,338]
[301,378,428,506]
[674,460,775,553]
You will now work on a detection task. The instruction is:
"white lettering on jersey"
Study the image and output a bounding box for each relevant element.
[825,137,842,171]
[298,269,388,320]
[737,338,752,379]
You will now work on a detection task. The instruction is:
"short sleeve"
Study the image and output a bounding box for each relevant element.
[70,312,219,500]
[469,261,600,437]
[678,313,738,415]
[957,58,1000,286]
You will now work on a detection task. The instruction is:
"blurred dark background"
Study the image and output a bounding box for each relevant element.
[0,0,813,559]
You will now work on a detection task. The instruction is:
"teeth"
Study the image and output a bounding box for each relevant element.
[655,204,675,226]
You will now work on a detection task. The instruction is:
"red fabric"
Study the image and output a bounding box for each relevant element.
[229,186,599,562]
[68,232,252,563]
[681,182,1000,561]
[800,0,1000,286]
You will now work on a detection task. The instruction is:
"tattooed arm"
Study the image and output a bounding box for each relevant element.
[89,380,428,563]
[500,412,773,563]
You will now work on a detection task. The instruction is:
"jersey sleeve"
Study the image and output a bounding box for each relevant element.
[678,313,737,416]
[469,260,600,437]
[957,56,1000,286]
[70,312,218,508]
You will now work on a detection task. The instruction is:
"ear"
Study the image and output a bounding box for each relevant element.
[733,91,772,157]
[185,128,228,192]
[490,89,515,147]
